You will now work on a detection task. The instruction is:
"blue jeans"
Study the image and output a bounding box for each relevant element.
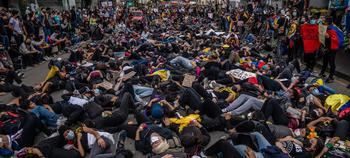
[31,106,59,127]
[43,27,51,42]
[170,56,193,70]
[223,94,264,115]
[133,85,154,102]
[234,132,271,158]
[1,35,9,50]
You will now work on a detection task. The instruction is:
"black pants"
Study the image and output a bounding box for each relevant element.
[215,77,233,85]
[22,53,35,67]
[0,70,22,84]
[333,120,350,140]
[17,114,50,148]
[94,93,133,129]
[35,135,81,158]
[200,99,222,119]
[304,53,316,71]
[261,99,289,126]
[51,101,84,125]
[11,84,34,97]
[205,139,243,158]
[320,51,336,79]
[179,88,202,111]
[64,80,89,92]
[192,82,212,100]
[103,109,152,136]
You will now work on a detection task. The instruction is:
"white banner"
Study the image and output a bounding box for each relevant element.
[226,69,256,80]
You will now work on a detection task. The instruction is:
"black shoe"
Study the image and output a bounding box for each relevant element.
[319,73,326,78]
[347,85,350,89]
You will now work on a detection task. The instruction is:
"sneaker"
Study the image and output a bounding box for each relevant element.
[114,130,127,149]
[203,78,209,89]
[17,72,24,78]
[221,108,227,113]
[200,151,207,158]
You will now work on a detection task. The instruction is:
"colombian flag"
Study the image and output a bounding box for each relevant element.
[327,24,344,50]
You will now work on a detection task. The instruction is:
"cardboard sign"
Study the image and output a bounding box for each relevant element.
[98,81,114,90]
[182,74,196,87]
[226,69,256,80]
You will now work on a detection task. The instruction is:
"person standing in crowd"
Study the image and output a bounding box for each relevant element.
[330,0,348,26]
[9,10,24,46]
[0,11,10,50]
[300,19,319,72]
[320,17,342,83]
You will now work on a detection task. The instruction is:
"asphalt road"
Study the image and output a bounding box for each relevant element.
[0,53,350,157]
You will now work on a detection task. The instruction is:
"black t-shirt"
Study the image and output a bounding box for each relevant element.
[282,141,311,158]
[204,61,221,70]
[213,91,230,100]
[257,75,282,91]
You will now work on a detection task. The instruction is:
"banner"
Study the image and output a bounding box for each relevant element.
[226,69,256,80]
[328,24,344,50]
[319,24,327,45]
[300,24,320,53]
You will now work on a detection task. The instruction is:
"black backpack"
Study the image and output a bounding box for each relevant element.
[83,102,104,119]
[0,111,23,135]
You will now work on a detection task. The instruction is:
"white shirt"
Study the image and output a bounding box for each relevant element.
[68,96,88,107]
[87,132,114,148]
[9,17,22,35]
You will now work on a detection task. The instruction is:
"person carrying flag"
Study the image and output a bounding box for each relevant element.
[320,17,345,83]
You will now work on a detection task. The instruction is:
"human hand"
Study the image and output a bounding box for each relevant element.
[320,117,333,122]
[150,98,160,103]
[161,154,174,158]
[32,148,42,155]
[190,119,202,128]
[137,123,146,132]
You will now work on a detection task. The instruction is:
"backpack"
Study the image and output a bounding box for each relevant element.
[262,146,289,158]
[148,136,186,158]
[253,121,276,144]
[0,112,23,135]
[83,102,104,119]
[232,133,259,151]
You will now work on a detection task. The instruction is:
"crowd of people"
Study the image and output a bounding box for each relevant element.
[0,0,350,158]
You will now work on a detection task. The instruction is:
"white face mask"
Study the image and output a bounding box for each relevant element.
[294,129,301,136]
[151,136,160,144]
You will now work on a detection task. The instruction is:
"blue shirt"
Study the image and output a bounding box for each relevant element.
[30,106,58,127]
